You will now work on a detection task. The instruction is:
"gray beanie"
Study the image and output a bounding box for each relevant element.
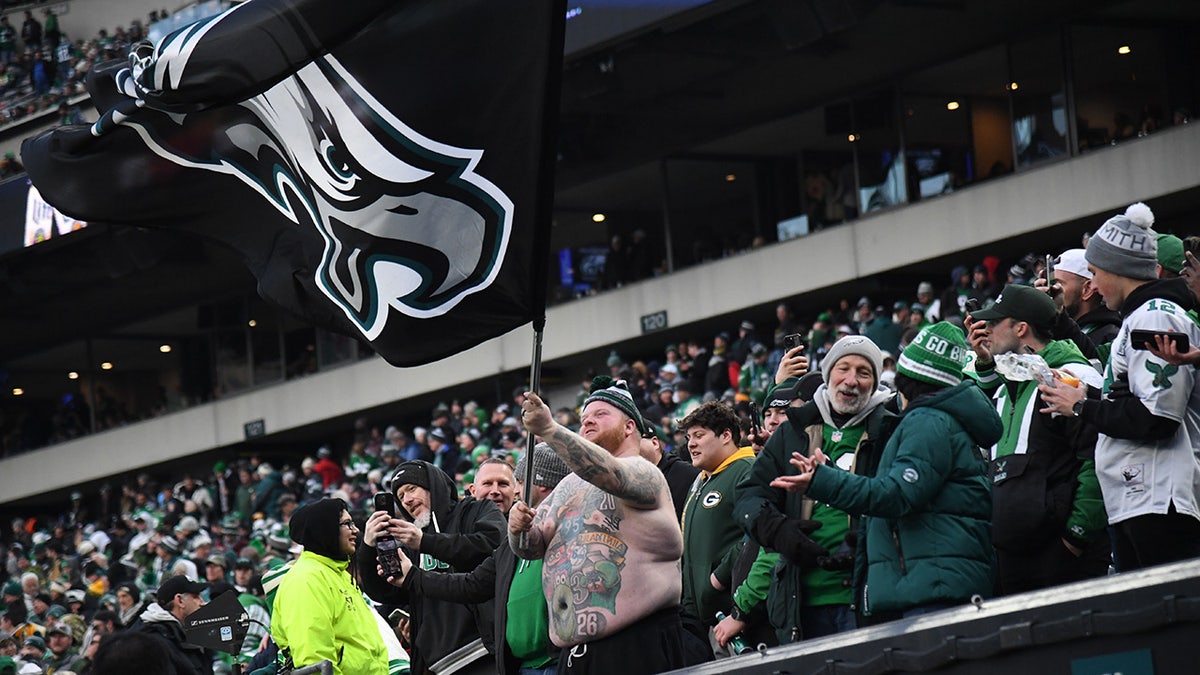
[515,442,570,489]
[821,335,883,384]
[1085,202,1158,280]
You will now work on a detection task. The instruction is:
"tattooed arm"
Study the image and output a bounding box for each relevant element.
[521,391,663,509]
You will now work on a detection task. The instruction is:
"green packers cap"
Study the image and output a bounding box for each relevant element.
[970,283,1057,328]
[897,322,969,387]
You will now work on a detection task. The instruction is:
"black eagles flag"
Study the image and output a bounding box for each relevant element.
[22,0,564,367]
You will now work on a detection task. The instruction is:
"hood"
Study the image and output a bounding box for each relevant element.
[1121,277,1195,317]
[813,384,895,429]
[138,602,178,624]
[399,459,458,527]
[1075,306,1122,329]
[908,380,1003,448]
[1039,340,1104,388]
[289,497,349,561]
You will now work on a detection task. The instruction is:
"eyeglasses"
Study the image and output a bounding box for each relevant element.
[339,520,358,530]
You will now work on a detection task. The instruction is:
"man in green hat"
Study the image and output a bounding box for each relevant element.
[1156,233,1186,278]
[966,283,1110,594]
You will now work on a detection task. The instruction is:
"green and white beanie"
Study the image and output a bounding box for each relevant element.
[583,376,648,435]
[897,321,968,387]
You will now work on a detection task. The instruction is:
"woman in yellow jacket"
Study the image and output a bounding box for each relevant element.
[272,498,387,675]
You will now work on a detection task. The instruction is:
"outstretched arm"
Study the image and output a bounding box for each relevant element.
[520,391,662,508]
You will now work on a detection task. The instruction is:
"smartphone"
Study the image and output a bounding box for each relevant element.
[748,401,761,436]
[783,333,805,353]
[374,492,395,517]
[377,536,403,577]
[1045,254,1055,287]
[388,608,410,623]
[1130,329,1189,352]
[964,298,981,317]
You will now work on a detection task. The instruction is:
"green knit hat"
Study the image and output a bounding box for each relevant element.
[897,322,969,387]
[1157,234,1186,274]
[583,377,648,435]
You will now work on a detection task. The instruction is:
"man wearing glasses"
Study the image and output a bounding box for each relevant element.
[272,497,387,675]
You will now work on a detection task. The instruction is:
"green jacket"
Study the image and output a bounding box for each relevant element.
[805,381,1002,615]
[681,448,755,622]
[271,551,387,675]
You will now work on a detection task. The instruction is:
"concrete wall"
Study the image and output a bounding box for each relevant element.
[3,121,1200,502]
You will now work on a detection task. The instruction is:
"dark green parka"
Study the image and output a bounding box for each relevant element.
[804,381,1002,615]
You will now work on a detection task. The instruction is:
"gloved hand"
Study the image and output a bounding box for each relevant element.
[817,538,856,571]
[752,509,829,569]
[772,518,828,570]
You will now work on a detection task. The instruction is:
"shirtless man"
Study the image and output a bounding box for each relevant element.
[509,378,709,673]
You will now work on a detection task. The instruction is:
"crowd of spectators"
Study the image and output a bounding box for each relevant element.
[0,6,168,129]
[4,203,1199,673]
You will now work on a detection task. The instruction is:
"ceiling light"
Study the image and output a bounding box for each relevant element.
[248,319,258,328]
[591,213,606,223]
[847,134,858,142]
[12,388,23,396]
[100,362,113,370]
[946,101,960,111]
[1118,45,1131,55]
[68,372,79,380]
[1008,81,1019,91]
[724,174,737,182]
[160,344,172,353]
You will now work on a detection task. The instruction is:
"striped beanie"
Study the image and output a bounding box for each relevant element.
[583,377,647,435]
[897,322,968,387]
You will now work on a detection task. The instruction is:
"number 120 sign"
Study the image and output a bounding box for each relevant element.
[640,310,668,334]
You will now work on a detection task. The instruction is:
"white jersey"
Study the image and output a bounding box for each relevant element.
[1096,297,1200,524]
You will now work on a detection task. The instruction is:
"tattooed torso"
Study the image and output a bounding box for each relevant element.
[535,467,683,647]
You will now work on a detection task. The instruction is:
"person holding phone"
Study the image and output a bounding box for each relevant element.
[1040,202,1200,571]
[965,284,1110,594]
[358,461,506,675]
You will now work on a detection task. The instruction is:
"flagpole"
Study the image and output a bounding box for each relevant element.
[521,0,565,507]
[522,317,545,503]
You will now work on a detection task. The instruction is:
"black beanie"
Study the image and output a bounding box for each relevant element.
[389,461,430,494]
[289,498,349,561]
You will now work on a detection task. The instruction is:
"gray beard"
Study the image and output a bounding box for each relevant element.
[412,511,432,529]
[829,389,869,416]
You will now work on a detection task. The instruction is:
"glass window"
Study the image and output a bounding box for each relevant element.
[851,90,907,213]
[902,46,1011,193]
[1011,31,1068,167]
[1072,25,1171,151]
[663,157,759,267]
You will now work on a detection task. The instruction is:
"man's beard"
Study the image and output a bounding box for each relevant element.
[829,386,870,416]
[412,511,432,529]
[590,425,627,453]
